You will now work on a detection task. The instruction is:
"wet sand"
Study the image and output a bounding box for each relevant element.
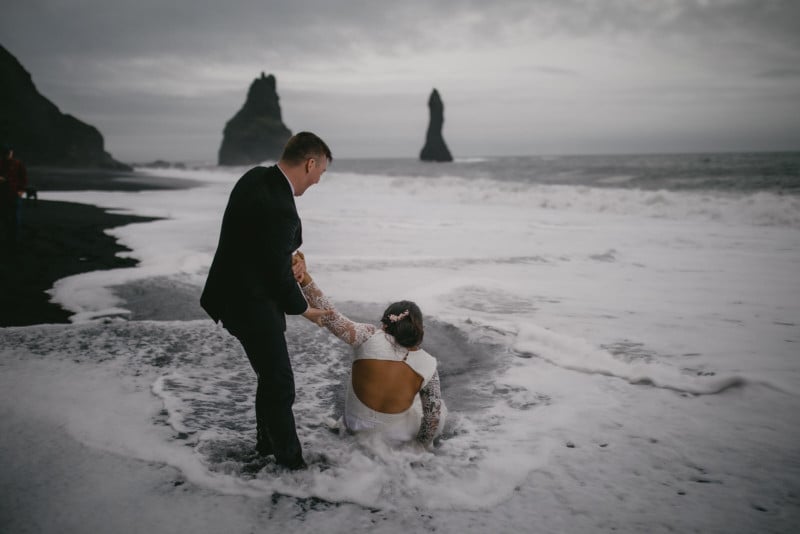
[0,168,196,326]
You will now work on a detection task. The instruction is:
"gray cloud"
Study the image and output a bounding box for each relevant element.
[2,0,798,161]
[6,1,799,62]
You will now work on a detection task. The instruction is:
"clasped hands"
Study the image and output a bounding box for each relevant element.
[293,251,331,326]
[291,250,312,287]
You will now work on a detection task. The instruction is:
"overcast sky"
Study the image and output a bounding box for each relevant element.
[2,0,799,163]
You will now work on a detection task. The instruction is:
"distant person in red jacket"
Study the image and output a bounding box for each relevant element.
[0,144,28,246]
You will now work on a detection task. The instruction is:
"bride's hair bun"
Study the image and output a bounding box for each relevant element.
[381,300,424,348]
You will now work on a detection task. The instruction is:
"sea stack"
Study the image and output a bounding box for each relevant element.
[218,72,292,166]
[419,88,453,162]
[0,45,129,169]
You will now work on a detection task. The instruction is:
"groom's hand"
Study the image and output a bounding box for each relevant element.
[292,251,306,282]
[292,251,313,286]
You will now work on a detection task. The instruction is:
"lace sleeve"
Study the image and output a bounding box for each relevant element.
[416,370,443,446]
[301,280,376,347]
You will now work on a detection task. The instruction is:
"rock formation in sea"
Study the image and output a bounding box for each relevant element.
[218,72,292,166]
[0,44,130,169]
[419,88,453,162]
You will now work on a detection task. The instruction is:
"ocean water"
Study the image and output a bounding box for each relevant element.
[2,153,799,532]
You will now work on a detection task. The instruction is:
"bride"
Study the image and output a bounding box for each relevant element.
[294,253,446,447]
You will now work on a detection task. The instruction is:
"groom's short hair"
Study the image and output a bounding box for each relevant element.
[280,132,332,165]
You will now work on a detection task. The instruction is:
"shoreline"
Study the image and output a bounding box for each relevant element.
[28,166,204,192]
[0,168,196,326]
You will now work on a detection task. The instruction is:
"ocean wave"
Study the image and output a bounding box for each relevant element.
[453,157,490,164]
[131,163,800,230]
[324,171,800,229]
[135,165,242,184]
[511,321,761,396]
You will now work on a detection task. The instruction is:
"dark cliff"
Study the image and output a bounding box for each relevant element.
[419,88,453,162]
[0,44,129,169]
[218,73,292,166]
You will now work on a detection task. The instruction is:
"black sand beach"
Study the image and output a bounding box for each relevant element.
[0,168,195,326]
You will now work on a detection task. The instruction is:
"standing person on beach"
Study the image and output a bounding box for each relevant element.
[200,132,332,470]
[0,145,28,247]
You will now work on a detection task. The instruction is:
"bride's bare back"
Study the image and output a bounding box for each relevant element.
[352,359,423,413]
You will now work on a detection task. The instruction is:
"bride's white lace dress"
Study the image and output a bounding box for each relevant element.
[301,281,446,445]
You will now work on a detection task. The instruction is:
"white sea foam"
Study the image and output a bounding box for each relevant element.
[453,157,490,163]
[39,166,800,391]
[512,321,747,395]
[5,161,799,531]
[1,319,558,510]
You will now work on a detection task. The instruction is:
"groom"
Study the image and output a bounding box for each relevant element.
[201,131,332,470]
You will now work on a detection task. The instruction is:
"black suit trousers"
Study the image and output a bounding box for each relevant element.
[223,302,304,467]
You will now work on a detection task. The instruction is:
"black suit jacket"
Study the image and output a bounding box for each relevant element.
[201,165,308,331]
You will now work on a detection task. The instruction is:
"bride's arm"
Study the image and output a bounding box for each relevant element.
[300,280,376,347]
[416,370,444,447]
